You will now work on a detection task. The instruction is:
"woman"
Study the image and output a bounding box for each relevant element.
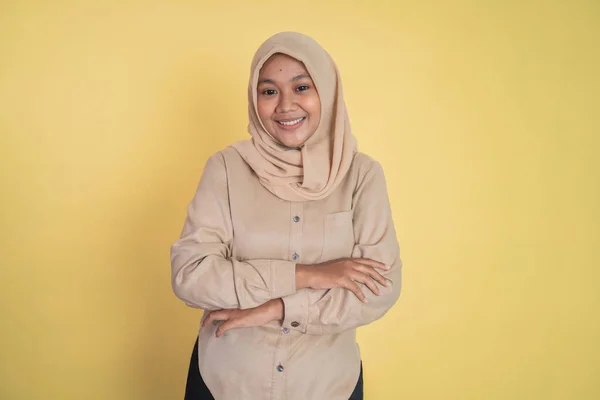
[170,31,402,400]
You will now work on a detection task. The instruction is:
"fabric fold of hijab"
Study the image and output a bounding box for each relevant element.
[231,31,357,202]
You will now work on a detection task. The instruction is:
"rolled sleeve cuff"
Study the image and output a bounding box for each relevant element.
[269,260,297,299]
[282,290,309,333]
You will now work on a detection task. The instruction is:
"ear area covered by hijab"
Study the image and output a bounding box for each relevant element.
[231,31,357,202]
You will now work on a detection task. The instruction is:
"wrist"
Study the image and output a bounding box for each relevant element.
[295,264,312,289]
[267,298,284,322]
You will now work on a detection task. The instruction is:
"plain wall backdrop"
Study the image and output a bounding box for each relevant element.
[1,0,598,399]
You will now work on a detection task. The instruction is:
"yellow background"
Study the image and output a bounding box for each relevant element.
[1,0,598,399]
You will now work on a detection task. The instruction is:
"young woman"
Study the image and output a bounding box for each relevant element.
[171,31,402,400]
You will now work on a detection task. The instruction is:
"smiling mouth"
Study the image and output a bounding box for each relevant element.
[277,117,305,127]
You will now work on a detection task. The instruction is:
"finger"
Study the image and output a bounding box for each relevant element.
[204,310,228,328]
[201,313,210,328]
[202,311,214,328]
[216,318,240,338]
[351,272,380,296]
[353,258,389,270]
[344,279,368,303]
[202,310,220,327]
[356,265,388,287]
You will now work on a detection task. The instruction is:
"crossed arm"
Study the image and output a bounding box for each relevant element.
[170,153,402,336]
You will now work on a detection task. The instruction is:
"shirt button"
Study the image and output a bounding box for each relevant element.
[292,253,299,261]
[282,327,290,334]
[276,364,284,372]
[293,216,300,222]
[291,321,300,328]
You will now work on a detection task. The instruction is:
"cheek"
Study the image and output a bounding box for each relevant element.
[256,99,273,123]
[307,96,321,123]
[298,94,317,114]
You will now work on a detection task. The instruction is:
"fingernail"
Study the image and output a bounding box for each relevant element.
[363,298,369,303]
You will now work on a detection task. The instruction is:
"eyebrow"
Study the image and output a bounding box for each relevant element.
[258,74,311,85]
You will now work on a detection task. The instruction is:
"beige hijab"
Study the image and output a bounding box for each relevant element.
[231,32,357,202]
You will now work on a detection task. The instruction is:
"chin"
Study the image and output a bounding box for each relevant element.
[273,132,311,149]
[281,139,304,148]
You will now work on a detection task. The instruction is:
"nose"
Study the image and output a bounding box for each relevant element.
[275,91,296,113]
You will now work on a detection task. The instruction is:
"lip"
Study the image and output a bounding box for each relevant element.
[276,116,306,130]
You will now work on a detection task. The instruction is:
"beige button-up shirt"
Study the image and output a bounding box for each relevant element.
[171,145,402,400]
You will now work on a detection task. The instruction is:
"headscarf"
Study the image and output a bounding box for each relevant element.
[231,31,357,202]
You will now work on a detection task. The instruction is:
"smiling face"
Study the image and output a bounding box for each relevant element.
[256,53,321,148]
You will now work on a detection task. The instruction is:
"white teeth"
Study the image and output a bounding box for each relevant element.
[278,117,304,126]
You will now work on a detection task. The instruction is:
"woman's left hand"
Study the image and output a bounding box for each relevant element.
[202,299,284,338]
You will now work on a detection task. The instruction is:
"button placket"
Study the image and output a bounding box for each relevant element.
[270,202,301,396]
[289,203,303,262]
[271,203,303,398]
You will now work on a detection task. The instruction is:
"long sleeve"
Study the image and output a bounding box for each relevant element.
[281,160,402,335]
[170,152,297,311]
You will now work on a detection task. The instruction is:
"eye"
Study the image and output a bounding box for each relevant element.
[296,85,310,92]
[261,89,277,96]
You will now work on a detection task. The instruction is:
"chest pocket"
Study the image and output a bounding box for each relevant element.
[321,210,355,262]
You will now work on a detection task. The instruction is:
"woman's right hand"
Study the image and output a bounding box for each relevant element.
[296,258,390,303]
